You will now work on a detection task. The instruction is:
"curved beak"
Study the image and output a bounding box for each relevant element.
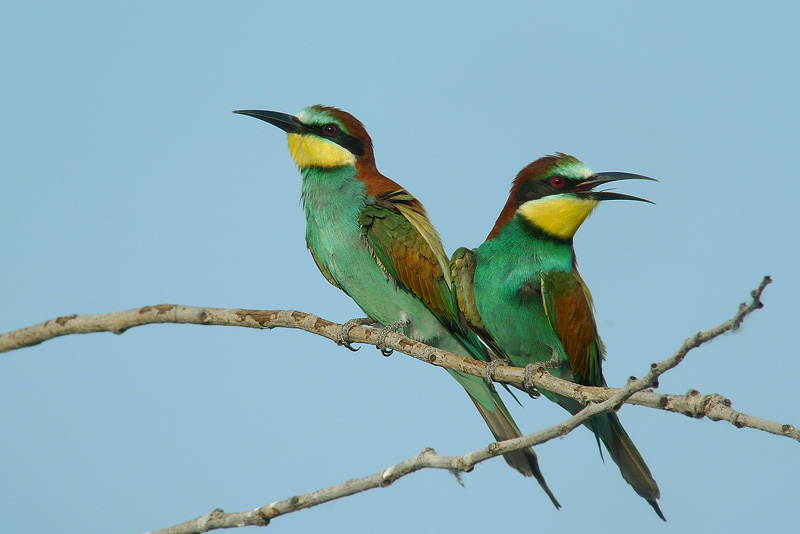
[574,171,657,204]
[233,109,308,134]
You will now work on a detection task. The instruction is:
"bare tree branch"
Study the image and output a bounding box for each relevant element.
[3,275,794,532]
[2,277,792,441]
[146,354,663,534]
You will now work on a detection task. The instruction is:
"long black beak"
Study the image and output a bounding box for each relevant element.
[233,109,308,134]
[574,171,657,204]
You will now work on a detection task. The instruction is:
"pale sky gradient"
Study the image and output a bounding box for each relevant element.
[2,2,798,533]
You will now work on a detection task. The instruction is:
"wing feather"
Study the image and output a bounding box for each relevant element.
[450,247,506,359]
[358,189,455,322]
[540,270,604,385]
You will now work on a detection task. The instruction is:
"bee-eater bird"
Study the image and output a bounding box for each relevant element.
[234,105,559,507]
[450,153,663,519]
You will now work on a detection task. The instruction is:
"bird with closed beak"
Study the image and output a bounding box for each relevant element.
[235,105,560,508]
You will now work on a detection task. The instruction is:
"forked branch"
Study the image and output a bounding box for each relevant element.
[2,276,794,533]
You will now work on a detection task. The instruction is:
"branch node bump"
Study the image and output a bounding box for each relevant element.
[258,504,277,521]
[55,314,77,326]
[454,460,473,474]
[424,347,437,363]
[380,466,397,487]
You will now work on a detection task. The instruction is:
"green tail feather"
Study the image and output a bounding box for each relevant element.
[548,392,664,520]
[600,412,665,521]
[467,393,561,510]
[436,332,560,509]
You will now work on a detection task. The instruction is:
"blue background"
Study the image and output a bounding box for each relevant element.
[2,2,797,533]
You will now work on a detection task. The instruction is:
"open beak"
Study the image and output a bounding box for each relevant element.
[233,109,308,134]
[574,171,657,204]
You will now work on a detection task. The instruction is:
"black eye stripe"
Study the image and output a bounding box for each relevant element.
[517,175,574,203]
[307,123,365,157]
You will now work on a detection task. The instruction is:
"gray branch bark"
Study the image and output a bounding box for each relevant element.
[1,277,789,439]
[146,351,677,534]
[1,275,795,533]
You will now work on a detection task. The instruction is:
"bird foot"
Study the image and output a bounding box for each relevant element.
[338,317,377,351]
[484,359,511,393]
[522,364,542,399]
[375,318,411,356]
[540,354,562,370]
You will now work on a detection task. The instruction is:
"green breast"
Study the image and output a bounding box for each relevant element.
[473,216,573,372]
[299,166,450,343]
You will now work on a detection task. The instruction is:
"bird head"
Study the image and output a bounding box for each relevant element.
[488,153,655,241]
[234,105,375,170]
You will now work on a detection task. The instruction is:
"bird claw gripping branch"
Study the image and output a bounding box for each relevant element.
[338,317,376,351]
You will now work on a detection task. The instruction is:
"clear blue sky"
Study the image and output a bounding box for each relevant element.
[2,2,797,533]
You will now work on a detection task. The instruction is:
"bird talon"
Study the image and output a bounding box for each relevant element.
[484,359,510,392]
[523,364,541,399]
[541,354,562,370]
[375,318,411,357]
[339,317,375,351]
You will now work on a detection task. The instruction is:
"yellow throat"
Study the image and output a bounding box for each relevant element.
[287,133,356,168]
[518,195,598,240]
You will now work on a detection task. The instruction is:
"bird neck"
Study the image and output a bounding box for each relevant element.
[484,215,575,273]
[300,165,366,219]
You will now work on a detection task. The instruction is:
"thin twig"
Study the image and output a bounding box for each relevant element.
[146,368,655,534]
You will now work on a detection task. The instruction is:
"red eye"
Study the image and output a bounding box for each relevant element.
[323,124,338,135]
[551,176,564,187]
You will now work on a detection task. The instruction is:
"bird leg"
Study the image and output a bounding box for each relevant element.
[375,317,411,356]
[522,364,542,399]
[540,353,562,370]
[338,317,377,352]
[484,359,510,393]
